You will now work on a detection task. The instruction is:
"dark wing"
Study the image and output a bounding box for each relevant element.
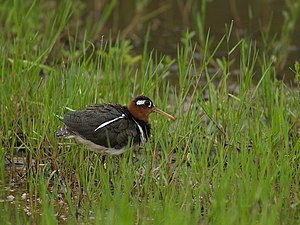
[63,104,140,149]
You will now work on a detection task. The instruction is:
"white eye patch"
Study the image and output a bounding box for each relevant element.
[136,100,146,105]
[136,100,152,107]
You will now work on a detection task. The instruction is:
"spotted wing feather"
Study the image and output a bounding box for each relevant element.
[62,104,140,149]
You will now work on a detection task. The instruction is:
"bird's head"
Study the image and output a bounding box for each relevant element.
[128,95,175,123]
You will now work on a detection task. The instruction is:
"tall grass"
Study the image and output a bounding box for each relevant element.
[0,0,299,224]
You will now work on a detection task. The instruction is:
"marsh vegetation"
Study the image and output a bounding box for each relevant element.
[0,0,299,224]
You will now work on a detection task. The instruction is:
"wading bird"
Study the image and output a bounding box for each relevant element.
[56,95,175,155]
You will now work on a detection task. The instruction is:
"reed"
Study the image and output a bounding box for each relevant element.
[0,0,299,224]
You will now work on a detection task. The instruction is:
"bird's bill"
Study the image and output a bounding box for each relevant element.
[153,107,176,121]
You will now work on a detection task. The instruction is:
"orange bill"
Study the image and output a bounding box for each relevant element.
[153,107,176,121]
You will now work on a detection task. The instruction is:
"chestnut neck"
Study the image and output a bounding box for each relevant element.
[128,101,151,124]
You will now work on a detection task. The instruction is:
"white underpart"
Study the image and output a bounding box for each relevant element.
[75,136,127,155]
[94,114,126,131]
[132,118,146,145]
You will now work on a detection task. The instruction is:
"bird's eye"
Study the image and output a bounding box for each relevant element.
[144,100,152,107]
[136,99,152,107]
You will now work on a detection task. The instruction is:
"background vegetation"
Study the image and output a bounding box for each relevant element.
[0,0,299,224]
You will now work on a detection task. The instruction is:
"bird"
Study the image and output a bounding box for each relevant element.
[56,95,175,155]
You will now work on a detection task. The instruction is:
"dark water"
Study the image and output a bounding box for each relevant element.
[93,0,299,82]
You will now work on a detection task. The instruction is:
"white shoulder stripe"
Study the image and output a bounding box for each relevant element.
[94,114,125,131]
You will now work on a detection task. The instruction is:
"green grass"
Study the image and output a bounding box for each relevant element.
[1,0,300,224]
